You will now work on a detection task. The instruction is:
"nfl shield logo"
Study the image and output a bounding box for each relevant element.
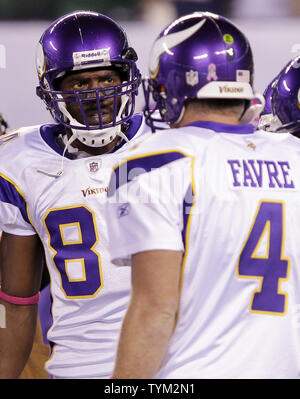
[186,70,199,86]
[88,161,100,173]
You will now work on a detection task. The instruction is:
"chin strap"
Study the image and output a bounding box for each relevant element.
[37,134,78,178]
[36,126,129,179]
[239,93,265,124]
[56,89,130,147]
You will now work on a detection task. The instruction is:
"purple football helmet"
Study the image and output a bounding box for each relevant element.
[143,11,264,130]
[36,11,141,147]
[258,73,282,131]
[270,56,300,135]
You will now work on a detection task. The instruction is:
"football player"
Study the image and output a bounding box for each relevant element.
[106,12,300,378]
[259,56,300,137]
[0,113,50,379]
[0,11,151,379]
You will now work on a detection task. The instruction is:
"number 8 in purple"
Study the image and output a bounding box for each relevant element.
[43,205,103,299]
[237,200,290,315]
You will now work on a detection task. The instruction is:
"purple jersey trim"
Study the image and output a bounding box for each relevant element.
[182,184,194,249]
[39,114,143,158]
[0,175,31,225]
[38,284,53,346]
[40,124,73,158]
[108,151,187,196]
[186,120,254,134]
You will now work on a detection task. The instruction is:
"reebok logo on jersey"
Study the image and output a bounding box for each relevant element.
[227,159,295,189]
[81,186,108,197]
[118,203,130,218]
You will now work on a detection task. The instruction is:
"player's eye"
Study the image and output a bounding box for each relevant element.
[73,80,88,90]
[102,76,114,85]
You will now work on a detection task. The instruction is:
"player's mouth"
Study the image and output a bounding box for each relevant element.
[85,106,113,126]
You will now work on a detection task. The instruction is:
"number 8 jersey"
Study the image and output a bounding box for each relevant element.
[0,115,149,378]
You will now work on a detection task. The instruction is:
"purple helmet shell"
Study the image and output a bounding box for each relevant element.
[36,11,141,138]
[271,56,300,134]
[143,11,256,128]
[262,75,280,116]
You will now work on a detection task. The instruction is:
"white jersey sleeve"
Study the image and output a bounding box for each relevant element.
[107,145,194,265]
[0,132,36,235]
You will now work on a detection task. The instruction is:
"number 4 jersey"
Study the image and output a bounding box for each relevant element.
[106,121,300,378]
[0,115,150,378]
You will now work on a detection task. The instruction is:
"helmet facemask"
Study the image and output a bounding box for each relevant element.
[37,61,140,147]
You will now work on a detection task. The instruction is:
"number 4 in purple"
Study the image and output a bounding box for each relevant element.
[237,200,290,315]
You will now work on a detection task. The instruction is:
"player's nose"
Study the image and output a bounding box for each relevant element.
[86,80,111,98]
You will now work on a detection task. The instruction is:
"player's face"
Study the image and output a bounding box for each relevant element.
[58,68,122,126]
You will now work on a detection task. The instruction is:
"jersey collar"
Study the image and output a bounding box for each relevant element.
[40,124,73,158]
[40,114,144,158]
[186,120,254,134]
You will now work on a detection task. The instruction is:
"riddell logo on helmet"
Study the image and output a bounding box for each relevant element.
[81,51,106,58]
[73,49,111,66]
[219,85,244,94]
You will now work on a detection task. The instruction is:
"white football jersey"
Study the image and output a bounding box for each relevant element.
[0,114,151,378]
[106,120,300,379]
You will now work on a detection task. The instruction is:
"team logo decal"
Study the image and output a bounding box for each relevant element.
[245,139,256,150]
[223,33,234,45]
[207,63,218,81]
[186,70,199,86]
[86,160,101,173]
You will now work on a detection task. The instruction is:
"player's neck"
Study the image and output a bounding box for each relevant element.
[171,111,241,129]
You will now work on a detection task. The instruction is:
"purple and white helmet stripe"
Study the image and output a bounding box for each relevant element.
[143,11,262,129]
